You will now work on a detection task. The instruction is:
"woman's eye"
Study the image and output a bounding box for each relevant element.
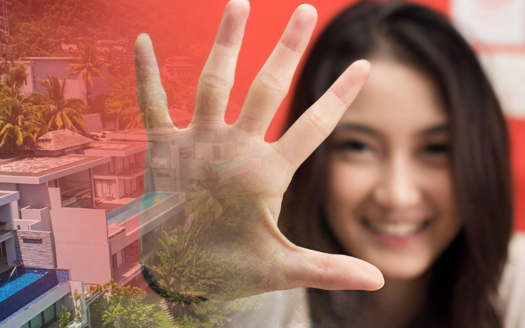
[423,143,449,154]
[335,140,369,152]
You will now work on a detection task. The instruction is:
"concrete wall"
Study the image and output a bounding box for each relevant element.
[83,113,103,132]
[14,230,56,269]
[195,142,213,160]
[17,184,51,209]
[0,203,11,228]
[15,220,42,231]
[20,207,51,231]
[179,159,208,191]
[150,141,171,163]
[49,188,112,285]
[0,185,20,223]
[19,58,110,103]
[4,238,17,267]
[151,169,177,192]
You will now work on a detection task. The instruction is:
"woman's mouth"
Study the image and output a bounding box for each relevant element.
[362,218,431,244]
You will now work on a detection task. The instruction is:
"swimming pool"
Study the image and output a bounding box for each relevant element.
[107,192,173,226]
[216,158,249,172]
[0,270,46,303]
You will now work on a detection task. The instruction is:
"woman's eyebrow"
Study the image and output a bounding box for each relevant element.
[335,123,381,137]
[417,123,450,136]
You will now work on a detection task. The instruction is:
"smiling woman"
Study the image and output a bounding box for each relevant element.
[324,59,461,283]
[275,1,521,327]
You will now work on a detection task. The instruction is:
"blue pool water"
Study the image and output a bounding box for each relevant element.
[107,192,173,226]
[216,158,249,172]
[0,271,46,303]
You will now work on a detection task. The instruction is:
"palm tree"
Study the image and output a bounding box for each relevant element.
[185,165,239,225]
[32,75,88,133]
[66,43,106,86]
[103,50,123,77]
[0,83,45,154]
[0,32,12,57]
[0,60,27,89]
[124,107,143,129]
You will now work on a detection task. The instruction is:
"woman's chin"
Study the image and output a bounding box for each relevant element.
[372,256,433,281]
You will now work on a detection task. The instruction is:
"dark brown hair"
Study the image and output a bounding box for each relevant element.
[279,1,513,327]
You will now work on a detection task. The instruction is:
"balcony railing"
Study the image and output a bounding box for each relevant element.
[119,192,185,234]
[84,283,103,306]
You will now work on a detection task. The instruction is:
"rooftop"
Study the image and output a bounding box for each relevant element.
[109,127,190,142]
[0,154,110,184]
[84,141,147,151]
[0,191,19,207]
[34,129,93,152]
[81,141,152,157]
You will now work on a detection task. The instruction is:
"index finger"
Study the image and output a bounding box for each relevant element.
[134,34,177,130]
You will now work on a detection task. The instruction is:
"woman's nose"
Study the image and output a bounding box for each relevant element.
[373,156,422,210]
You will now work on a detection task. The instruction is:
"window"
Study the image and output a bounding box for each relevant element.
[43,304,55,324]
[23,238,43,244]
[30,315,43,328]
[109,160,115,174]
[112,253,118,269]
[22,303,58,328]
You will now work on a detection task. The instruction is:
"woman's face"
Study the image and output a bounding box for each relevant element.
[325,58,462,280]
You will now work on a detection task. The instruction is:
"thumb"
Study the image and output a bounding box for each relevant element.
[287,247,384,291]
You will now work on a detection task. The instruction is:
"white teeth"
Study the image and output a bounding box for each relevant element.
[366,220,426,237]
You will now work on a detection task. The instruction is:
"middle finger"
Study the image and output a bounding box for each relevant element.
[190,0,250,128]
[234,5,317,137]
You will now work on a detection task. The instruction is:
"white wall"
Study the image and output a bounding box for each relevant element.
[19,57,110,103]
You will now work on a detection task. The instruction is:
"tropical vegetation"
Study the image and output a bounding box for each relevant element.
[32,75,88,133]
[88,280,162,328]
[66,43,106,86]
[141,165,263,328]
[0,60,45,153]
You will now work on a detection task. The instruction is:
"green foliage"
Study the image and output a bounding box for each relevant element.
[149,228,225,304]
[7,0,206,62]
[32,75,88,133]
[88,280,162,328]
[0,69,46,153]
[0,59,28,88]
[66,43,106,86]
[6,0,202,132]
[73,290,83,322]
[58,306,72,328]
[145,166,264,327]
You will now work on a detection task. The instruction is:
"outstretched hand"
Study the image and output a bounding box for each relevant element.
[135,0,383,302]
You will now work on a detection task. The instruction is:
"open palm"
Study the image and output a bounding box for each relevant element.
[136,0,383,302]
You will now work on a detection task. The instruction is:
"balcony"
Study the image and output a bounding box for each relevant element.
[0,222,12,243]
[150,157,170,169]
[111,192,185,233]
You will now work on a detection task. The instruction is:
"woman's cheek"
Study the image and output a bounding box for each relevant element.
[326,160,378,224]
[421,166,458,226]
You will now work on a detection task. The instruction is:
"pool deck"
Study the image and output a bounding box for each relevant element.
[95,190,143,213]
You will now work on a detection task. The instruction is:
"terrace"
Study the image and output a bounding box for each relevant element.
[0,154,109,185]
[106,192,176,226]
[82,141,151,157]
